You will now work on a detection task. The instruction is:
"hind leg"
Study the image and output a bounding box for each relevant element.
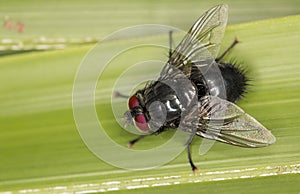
[216,38,240,62]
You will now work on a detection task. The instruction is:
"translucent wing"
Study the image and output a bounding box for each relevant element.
[159,4,228,79]
[182,96,276,147]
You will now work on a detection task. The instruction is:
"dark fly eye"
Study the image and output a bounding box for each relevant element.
[134,114,149,132]
[128,96,139,109]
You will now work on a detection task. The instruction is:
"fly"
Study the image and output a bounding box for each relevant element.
[122,4,276,172]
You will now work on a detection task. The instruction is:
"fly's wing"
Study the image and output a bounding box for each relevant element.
[159,4,228,80]
[183,96,276,147]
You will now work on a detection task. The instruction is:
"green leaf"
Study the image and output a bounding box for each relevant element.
[0,14,299,194]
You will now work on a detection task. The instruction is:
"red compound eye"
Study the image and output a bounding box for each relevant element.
[134,114,149,131]
[128,95,149,132]
[128,96,139,109]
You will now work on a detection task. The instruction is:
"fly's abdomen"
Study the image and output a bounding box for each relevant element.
[218,62,248,102]
[190,62,248,103]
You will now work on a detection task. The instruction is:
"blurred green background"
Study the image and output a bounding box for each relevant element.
[0,0,299,39]
[0,0,299,193]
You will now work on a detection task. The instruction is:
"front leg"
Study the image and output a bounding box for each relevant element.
[128,135,146,148]
[128,126,166,148]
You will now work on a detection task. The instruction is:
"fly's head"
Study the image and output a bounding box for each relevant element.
[125,92,150,132]
[125,90,167,133]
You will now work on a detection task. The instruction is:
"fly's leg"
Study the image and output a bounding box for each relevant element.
[186,132,198,173]
[169,31,173,58]
[188,144,197,173]
[128,135,146,148]
[114,91,129,99]
[128,127,166,148]
[216,37,240,62]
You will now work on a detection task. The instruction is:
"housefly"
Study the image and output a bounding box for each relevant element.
[123,4,276,172]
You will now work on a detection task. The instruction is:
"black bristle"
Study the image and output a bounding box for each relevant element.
[218,60,249,102]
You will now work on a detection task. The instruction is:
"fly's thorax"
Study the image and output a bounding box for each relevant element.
[143,81,183,122]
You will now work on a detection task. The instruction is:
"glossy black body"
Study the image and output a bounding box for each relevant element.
[126,5,275,172]
[133,61,247,132]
